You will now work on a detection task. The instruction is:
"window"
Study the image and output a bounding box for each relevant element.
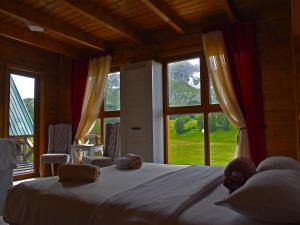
[168,58,201,107]
[7,72,39,177]
[168,113,204,165]
[104,72,120,111]
[165,55,238,166]
[89,72,120,143]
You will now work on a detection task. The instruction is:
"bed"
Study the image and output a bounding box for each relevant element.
[3,163,278,225]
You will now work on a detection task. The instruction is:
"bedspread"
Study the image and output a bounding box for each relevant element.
[92,166,223,225]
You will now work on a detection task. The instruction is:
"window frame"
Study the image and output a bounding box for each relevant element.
[4,66,41,180]
[162,52,222,166]
[98,70,121,143]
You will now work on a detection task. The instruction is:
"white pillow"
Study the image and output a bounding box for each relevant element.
[215,170,300,224]
[257,156,300,172]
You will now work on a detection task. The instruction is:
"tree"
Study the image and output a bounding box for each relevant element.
[168,60,201,107]
[220,114,230,131]
[209,114,218,132]
[105,73,120,111]
[174,116,191,134]
[169,61,199,83]
[23,98,34,121]
[196,114,204,131]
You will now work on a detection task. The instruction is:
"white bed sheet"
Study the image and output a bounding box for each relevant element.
[4,163,282,225]
[4,163,186,225]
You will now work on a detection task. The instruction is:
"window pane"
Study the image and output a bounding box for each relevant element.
[105,72,120,111]
[86,119,101,144]
[209,79,219,104]
[209,112,239,166]
[168,114,204,165]
[104,117,120,125]
[9,74,36,176]
[89,119,101,135]
[168,58,201,107]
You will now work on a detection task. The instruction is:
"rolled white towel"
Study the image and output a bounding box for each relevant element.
[115,157,130,169]
[57,164,100,182]
[126,153,143,169]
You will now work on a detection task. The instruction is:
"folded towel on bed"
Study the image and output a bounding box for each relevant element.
[57,164,100,182]
[126,153,143,169]
[115,157,130,169]
[223,157,256,193]
[115,154,143,170]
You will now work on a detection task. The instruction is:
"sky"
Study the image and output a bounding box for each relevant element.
[189,58,200,65]
[11,74,35,99]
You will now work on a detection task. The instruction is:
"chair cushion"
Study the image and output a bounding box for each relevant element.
[83,156,113,168]
[40,153,70,164]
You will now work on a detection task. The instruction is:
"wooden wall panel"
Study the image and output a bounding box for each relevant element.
[0,61,4,137]
[256,9,297,159]
[0,36,72,176]
[58,56,72,123]
[292,0,300,161]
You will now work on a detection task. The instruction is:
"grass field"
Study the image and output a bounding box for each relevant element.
[168,119,238,166]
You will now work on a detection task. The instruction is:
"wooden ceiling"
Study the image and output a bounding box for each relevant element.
[0,0,289,58]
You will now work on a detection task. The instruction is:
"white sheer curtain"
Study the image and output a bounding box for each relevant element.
[202,31,250,158]
[75,55,112,144]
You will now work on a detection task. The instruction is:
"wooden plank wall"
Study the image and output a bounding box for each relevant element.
[292,0,300,161]
[256,4,297,159]
[0,60,5,137]
[0,36,72,163]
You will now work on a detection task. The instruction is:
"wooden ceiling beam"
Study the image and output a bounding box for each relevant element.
[218,0,237,23]
[0,23,81,58]
[0,0,108,51]
[141,0,187,34]
[60,0,144,44]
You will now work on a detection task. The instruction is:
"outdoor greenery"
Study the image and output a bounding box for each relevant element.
[168,60,201,106]
[105,72,120,111]
[24,98,34,121]
[169,115,238,166]
[166,59,237,166]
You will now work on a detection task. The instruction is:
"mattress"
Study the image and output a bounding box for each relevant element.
[4,163,274,225]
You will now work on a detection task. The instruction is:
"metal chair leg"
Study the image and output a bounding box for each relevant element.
[51,163,55,176]
[39,162,43,177]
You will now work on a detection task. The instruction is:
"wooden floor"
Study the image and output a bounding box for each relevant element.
[13,161,34,176]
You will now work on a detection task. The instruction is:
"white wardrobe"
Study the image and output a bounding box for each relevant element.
[120,60,164,163]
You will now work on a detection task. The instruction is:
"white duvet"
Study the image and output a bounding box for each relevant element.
[4,163,276,225]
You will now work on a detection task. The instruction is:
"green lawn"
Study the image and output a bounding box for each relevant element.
[168,119,238,166]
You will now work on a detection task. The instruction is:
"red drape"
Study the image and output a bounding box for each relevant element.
[223,23,266,165]
[71,59,88,138]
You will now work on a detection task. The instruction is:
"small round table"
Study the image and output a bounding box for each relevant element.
[70,144,103,163]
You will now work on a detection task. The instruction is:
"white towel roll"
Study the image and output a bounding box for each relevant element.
[115,157,130,169]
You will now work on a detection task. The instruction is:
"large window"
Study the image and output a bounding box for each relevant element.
[89,72,120,143]
[7,71,39,177]
[165,55,238,166]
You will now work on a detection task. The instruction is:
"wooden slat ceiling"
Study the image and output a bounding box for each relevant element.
[0,0,289,58]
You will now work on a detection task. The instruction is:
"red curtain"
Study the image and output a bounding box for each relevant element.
[223,23,266,165]
[71,59,88,138]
